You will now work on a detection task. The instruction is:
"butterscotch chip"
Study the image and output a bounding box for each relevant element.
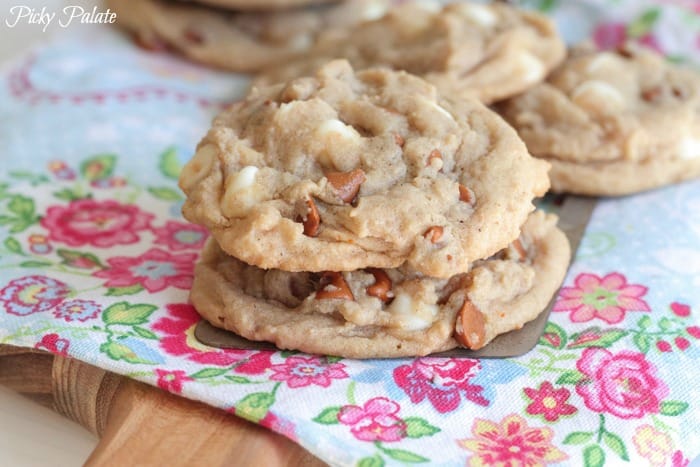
[180,61,549,277]
[256,1,565,104]
[190,211,570,358]
[106,0,390,72]
[499,44,700,195]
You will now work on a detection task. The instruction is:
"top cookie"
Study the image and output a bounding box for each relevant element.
[179,60,549,278]
[498,45,700,194]
[181,0,338,11]
[108,0,390,72]
[255,1,566,104]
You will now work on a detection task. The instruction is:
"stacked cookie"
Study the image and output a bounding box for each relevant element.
[107,0,392,72]
[178,60,571,358]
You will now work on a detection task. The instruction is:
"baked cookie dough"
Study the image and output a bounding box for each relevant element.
[180,0,338,11]
[256,1,566,104]
[499,44,700,195]
[190,211,570,358]
[179,61,549,278]
[107,0,390,72]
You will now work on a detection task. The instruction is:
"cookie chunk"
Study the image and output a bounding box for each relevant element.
[499,45,700,195]
[191,211,570,358]
[107,0,389,72]
[179,61,549,277]
[256,2,565,104]
[181,0,338,11]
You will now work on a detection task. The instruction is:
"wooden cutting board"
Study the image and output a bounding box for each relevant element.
[0,344,324,466]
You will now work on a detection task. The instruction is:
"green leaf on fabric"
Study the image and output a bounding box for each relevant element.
[3,237,23,255]
[236,392,275,423]
[191,367,230,379]
[539,321,567,349]
[100,341,154,364]
[358,455,385,467]
[603,431,629,460]
[132,326,158,340]
[633,333,652,353]
[404,417,440,438]
[324,356,343,364]
[313,406,342,425]
[225,375,252,384]
[8,171,49,185]
[103,302,157,325]
[53,187,87,202]
[627,8,661,38]
[57,248,104,269]
[148,186,182,201]
[536,0,557,12]
[556,370,585,385]
[382,448,428,463]
[106,284,145,296]
[637,315,652,330]
[563,432,594,445]
[80,154,117,181]
[159,147,182,179]
[659,400,689,416]
[7,195,36,218]
[583,445,605,467]
[20,260,53,268]
[658,317,673,331]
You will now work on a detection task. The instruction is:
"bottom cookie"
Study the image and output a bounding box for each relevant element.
[190,211,570,358]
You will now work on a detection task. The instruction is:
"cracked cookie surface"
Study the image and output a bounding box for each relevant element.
[190,211,570,358]
[107,0,389,72]
[256,1,565,104]
[179,60,549,277]
[499,45,700,195]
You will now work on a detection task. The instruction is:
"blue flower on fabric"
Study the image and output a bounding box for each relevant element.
[471,359,527,403]
[53,299,101,322]
[0,275,71,316]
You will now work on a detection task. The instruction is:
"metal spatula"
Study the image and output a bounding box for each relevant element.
[194,196,596,358]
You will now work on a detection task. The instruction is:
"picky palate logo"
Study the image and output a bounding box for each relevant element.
[4,5,116,32]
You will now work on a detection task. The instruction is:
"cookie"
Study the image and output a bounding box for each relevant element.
[255,1,566,104]
[180,0,338,11]
[190,211,570,358]
[498,44,700,195]
[107,0,390,72]
[179,60,550,278]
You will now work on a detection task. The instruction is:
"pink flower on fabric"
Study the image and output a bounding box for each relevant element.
[553,272,650,323]
[155,369,193,394]
[152,221,208,251]
[41,199,153,248]
[576,348,669,419]
[35,333,70,357]
[393,358,487,413]
[592,22,663,53]
[524,382,577,422]
[458,414,567,466]
[270,356,348,388]
[153,303,273,371]
[260,411,298,442]
[93,248,195,292]
[0,275,71,316]
[338,397,406,443]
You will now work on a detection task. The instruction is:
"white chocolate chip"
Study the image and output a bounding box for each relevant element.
[585,52,619,75]
[679,137,700,160]
[518,52,545,84]
[415,1,441,13]
[388,292,438,331]
[420,97,455,122]
[180,144,216,191]
[315,119,361,141]
[362,1,388,20]
[221,166,263,217]
[570,80,625,115]
[458,3,497,27]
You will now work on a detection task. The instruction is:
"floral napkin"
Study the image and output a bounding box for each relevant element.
[1,1,700,466]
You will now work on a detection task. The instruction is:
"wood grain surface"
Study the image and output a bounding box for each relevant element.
[0,344,325,466]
